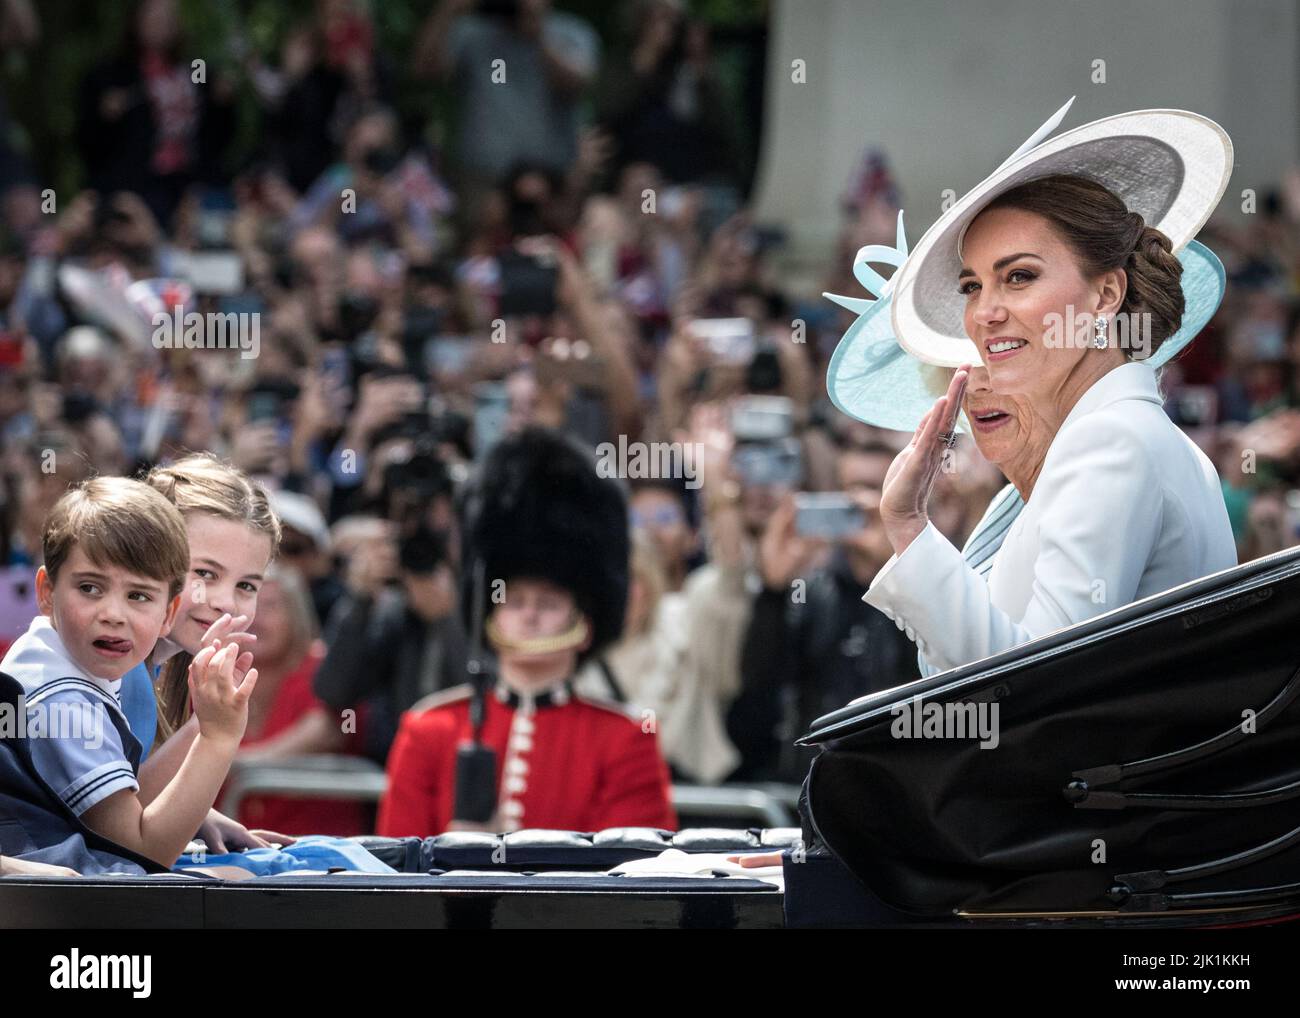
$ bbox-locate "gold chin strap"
[486,616,590,656]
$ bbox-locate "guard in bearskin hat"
[376,427,677,836]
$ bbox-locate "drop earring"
[1093,313,1109,349]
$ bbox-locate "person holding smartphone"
[729,442,917,784]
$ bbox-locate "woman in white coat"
[865,107,1238,673]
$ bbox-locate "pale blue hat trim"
[824,214,1225,434]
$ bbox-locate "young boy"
[0,477,256,872]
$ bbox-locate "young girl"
[127,453,287,852]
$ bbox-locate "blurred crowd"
[1,0,1298,830]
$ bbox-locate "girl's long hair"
[144,454,281,742]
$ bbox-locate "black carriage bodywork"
[796,544,1300,927]
[1,828,792,929]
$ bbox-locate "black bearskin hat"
[460,427,629,660]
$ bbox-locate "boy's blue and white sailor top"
[1,616,142,815]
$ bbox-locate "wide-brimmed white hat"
[887,97,1233,367]
[825,227,1225,433]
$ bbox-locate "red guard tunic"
[377,680,677,836]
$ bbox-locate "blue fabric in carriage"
[172,834,396,876]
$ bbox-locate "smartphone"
[181,251,245,295]
[731,395,794,442]
[196,209,234,248]
[426,337,475,377]
[732,439,802,488]
[795,493,866,539]
[690,318,756,366]
[497,250,558,317]
[246,390,284,424]
[322,346,352,388]
[320,346,353,416]
[472,381,510,461]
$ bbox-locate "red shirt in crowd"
[377,681,677,837]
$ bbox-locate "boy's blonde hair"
[43,477,190,599]
[144,453,283,740]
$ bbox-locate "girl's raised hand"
[208,637,255,691]
[201,612,257,656]
[201,614,256,686]
[189,643,258,746]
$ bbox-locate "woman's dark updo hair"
[977,173,1184,358]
